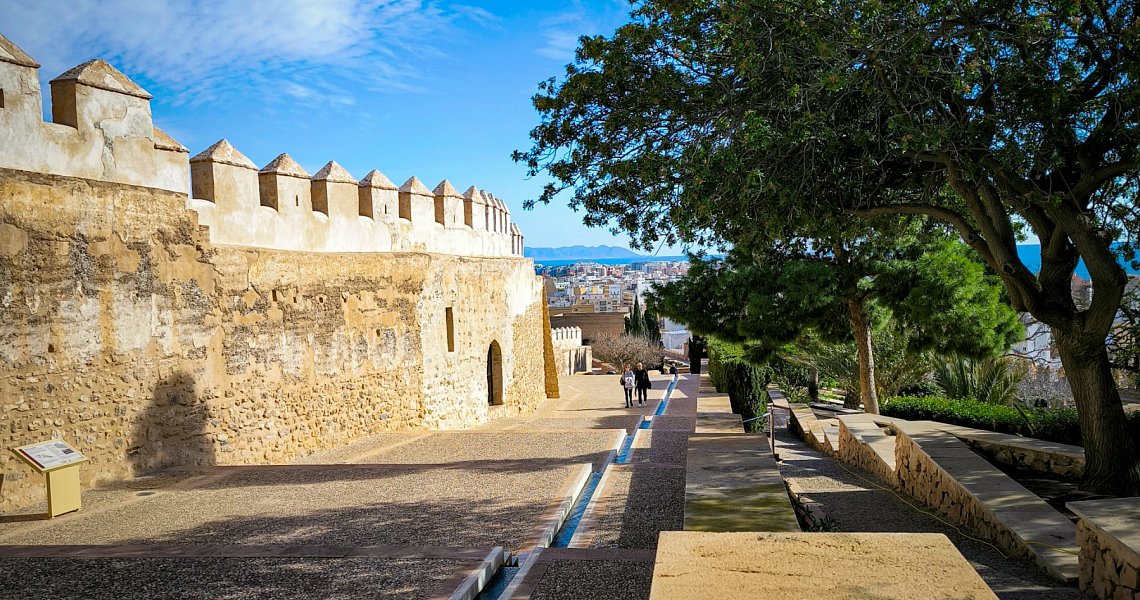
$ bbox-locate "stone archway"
[487,340,503,406]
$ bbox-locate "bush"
[882,396,1140,447]
[707,338,769,432]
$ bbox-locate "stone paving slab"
[694,413,741,434]
[506,547,657,600]
[649,531,998,599]
[646,415,695,431]
[0,555,478,600]
[684,435,799,532]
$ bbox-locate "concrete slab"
[684,435,798,532]
[649,531,999,600]
[694,413,741,434]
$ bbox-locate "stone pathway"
[773,426,1084,600]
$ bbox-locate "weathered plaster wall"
[0,168,545,512]
[0,35,549,512]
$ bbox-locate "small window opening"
[445,307,455,352]
[0,89,5,108]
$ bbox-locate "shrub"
[706,338,769,432]
[882,396,1140,448]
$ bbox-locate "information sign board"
[12,440,87,473]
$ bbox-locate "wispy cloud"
[535,1,629,62]
[0,0,467,105]
[450,4,500,28]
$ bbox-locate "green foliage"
[933,356,1025,405]
[706,338,769,432]
[883,397,1140,448]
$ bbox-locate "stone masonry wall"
[836,422,895,485]
[0,168,546,511]
[894,428,1026,560]
[1076,517,1140,599]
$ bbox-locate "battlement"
[0,37,188,192]
[551,326,583,349]
[0,34,524,258]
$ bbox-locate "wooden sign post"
[10,440,88,518]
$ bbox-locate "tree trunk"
[848,298,880,414]
[808,367,819,402]
[1055,331,1140,496]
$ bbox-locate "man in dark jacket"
[633,362,651,407]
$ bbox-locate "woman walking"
[620,364,635,408]
[633,362,651,407]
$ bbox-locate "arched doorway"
[487,341,503,406]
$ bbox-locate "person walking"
[633,362,651,407]
[620,364,635,408]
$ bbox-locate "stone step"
[683,434,799,533]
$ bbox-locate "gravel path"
[527,559,655,600]
[774,428,1084,600]
[583,465,685,550]
[0,557,467,600]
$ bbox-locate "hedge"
[707,338,769,433]
[882,396,1140,448]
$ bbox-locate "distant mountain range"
[525,245,645,260]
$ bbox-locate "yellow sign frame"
[10,440,88,518]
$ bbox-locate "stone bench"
[787,404,830,453]
[836,414,897,485]
[1068,498,1140,599]
[892,421,1079,582]
[933,424,1084,479]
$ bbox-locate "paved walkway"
[773,426,1083,600]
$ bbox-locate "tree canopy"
[517,0,1140,494]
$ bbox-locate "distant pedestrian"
[669,363,678,376]
[621,364,635,408]
[633,362,651,407]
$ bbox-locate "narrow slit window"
[445,307,455,352]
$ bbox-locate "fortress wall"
[0,168,546,511]
[0,36,547,512]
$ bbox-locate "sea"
[531,245,1140,277]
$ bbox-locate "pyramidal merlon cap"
[399,176,432,196]
[313,161,356,183]
[433,179,461,198]
[360,169,397,189]
[0,33,39,68]
[260,153,309,178]
[51,59,151,99]
[190,139,256,168]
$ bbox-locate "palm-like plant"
[934,355,1024,406]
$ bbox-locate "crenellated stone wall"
[0,34,547,512]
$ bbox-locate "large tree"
[653,232,1021,412]
[515,1,1140,494]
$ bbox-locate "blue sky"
[1,0,662,251]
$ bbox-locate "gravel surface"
[1,465,575,550]
[528,559,655,600]
[0,557,467,600]
[631,430,689,466]
[503,416,644,434]
[585,466,685,550]
[358,431,617,470]
[292,432,424,464]
[774,428,1084,599]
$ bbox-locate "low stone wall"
[1069,499,1140,599]
[894,429,1025,560]
[787,405,829,454]
[957,436,1083,480]
[1076,519,1140,599]
[836,422,896,485]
